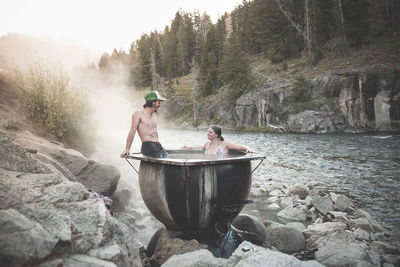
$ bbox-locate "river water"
[158,129,400,242]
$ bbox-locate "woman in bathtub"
[183,125,253,155]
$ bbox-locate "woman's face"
[207,127,218,140]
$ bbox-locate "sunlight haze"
[0,0,241,53]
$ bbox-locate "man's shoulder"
[132,110,143,119]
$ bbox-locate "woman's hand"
[244,147,253,153]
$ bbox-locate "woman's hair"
[211,125,224,141]
[143,100,155,108]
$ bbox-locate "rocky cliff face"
[236,64,400,133]
[194,64,400,133]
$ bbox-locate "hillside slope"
[162,38,400,133]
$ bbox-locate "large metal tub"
[126,150,265,233]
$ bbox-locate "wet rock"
[355,209,384,233]
[62,254,116,267]
[263,220,284,229]
[267,203,280,210]
[264,225,306,253]
[353,228,370,241]
[267,195,279,203]
[163,241,324,267]
[232,214,267,245]
[289,183,310,199]
[381,254,400,266]
[327,211,348,222]
[312,195,333,215]
[314,231,380,267]
[334,194,354,212]
[277,205,309,222]
[349,217,375,233]
[286,222,306,231]
[304,222,348,236]
[305,196,313,207]
[280,196,294,208]
[369,241,399,255]
[88,245,122,261]
[162,249,224,267]
[269,188,285,197]
[149,229,207,266]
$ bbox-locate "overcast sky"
[0,0,242,53]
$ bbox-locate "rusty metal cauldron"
[125,150,265,233]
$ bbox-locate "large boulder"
[314,231,381,267]
[264,225,306,253]
[13,132,120,196]
[232,214,268,245]
[163,241,324,267]
[0,132,141,266]
[146,228,207,266]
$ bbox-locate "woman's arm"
[224,141,253,153]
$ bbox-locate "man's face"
[153,100,161,111]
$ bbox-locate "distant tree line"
[98,0,399,98]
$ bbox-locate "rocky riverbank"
[1,130,399,266]
[146,182,400,266]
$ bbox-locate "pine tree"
[219,34,253,101]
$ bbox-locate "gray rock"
[229,241,324,267]
[305,222,348,236]
[150,233,207,266]
[349,217,375,233]
[163,241,324,267]
[63,254,116,267]
[370,241,399,254]
[162,249,224,267]
[335,194,354,212]
[45,149,120,196]
[289,183,309,199]
[327,211,348,222]
[0,131,51,174]
[264,225,306,253]
[267,203,280,210]
[280,196,294,207]
[286,222,306,231]
[355,209,384,233]
[312,195,333,215]
[232,214,268,245]
[267,196,279,203]
[314,231,380,267]
[37,258,64,267]
[381,254,400,265]
[0,209,58,265]
[277,206,309,221]
[0,135,142,267]
[305,196,313,207]
[263,220,285,229]
[88,245,122,261]
[353,228,370,241]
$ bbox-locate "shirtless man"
[120,91,168,158]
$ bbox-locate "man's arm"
[120,111,141,157]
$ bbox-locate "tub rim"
[124,149,265,166]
